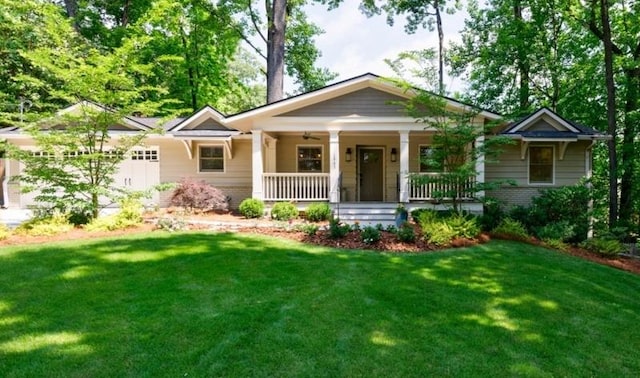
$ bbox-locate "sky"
[297,2,470,93]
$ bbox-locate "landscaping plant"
[239,198,265,218]
[304,202,332,222]
[270,202,299,221]
[170,178,229,213]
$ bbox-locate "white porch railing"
[263,173,330,201]
[408,173,476,201]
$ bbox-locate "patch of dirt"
[2,209,639,276]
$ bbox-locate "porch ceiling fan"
[302,132,320,140]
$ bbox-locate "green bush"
[536,221,575,242]
[329,218,350,239]
[478,197,505,231]
[305,202,332,222]
[544,238,569,252]
[414,209,439,227]
[421,213,480,246]
[581,238,626,257]
[492,218,529,241]
[239,198,264,219]
[270,202,299,221]
[0,223,11,240]
[15,211,74,236]
[361,226,381,244]
[295,223,319,236]
[509,184,590,243]
[396,223,416,243]
[86,197,144,232]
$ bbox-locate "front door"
[358,147,384,201]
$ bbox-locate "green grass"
[1,233,640,377]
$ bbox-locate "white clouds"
[300,2,468,92]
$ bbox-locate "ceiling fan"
[302,132,320,140]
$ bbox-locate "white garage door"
[20,147,160,208]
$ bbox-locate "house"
[0,74,608,222]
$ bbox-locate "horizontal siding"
[487,140,590,207]
[280,88,407,117]
[157,139,252,208]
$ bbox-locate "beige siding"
[280,88,407,117]
[157,138,252,208]
[486,140,589,207]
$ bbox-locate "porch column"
[399,130,410,203]
[329,131,340,203]
[475,135,485,199]
[252,130,264,200]
[265,137,277,173]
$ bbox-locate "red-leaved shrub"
[170,178,229,213]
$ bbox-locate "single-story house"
[0,73,609,222]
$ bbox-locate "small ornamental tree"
[170,178,229,213]
[5,30,166,219]
[384,68,512,213]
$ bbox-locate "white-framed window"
[199,145,224,173]
[297,145,323,172]
[131,149,158,161]
[419,145,442,172]
[528,145,554,184]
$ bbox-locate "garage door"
[20,147,160,208]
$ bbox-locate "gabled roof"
[168,105,233,132]
[225,73,502,130]
[58,101,152,131]
[502,107,609,140]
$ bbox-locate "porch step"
[331,203,399,227]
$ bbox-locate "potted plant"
[395,204,409,227]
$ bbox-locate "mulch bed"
[1,214,639,276]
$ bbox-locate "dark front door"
[358,147,384,201]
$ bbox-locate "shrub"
[305,202,332,222]
[155,216,188,232]
[295,223,319,236]
[239,198,264,219]
[492,218,529,241]
[478,197,505,231]
[414,209,438,227]
[421,212,480,246]
[85,197,144,232]
[544,238,569,252]
[329,218,350,239]
[361,226,381,244]
[15,211,74,236]
[535,221,575,242]
[509,184,590,243]
[170,178,229,213]
[396,222,416,243]
[581,238,625,257]
[0,223,11,240]
[270,202,299,221]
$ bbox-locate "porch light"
[345,148,352,162]
[390,148,397,162]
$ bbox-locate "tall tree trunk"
[63,0,78,18]
[600,0,619,226]
[434,0,444,95]
[618,66,639,224]
[180,30,198,111]
[267,0,286,103]
[514,1,530,111]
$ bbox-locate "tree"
[6,29,165,219]
[385,54,512,213]
[228,0,337,102]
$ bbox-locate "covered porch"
[251,129,485,204]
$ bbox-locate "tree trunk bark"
[600,0,619,226]
[267,0,286,103]
[514,1,530,111]
[434,0,444,95]
[618,67,639,224]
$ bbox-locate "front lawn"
[1,233,639,376]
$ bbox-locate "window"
[529,146,554,184]
[199,146,224,172]
[419,146,442,172]
[297,146,322,172]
